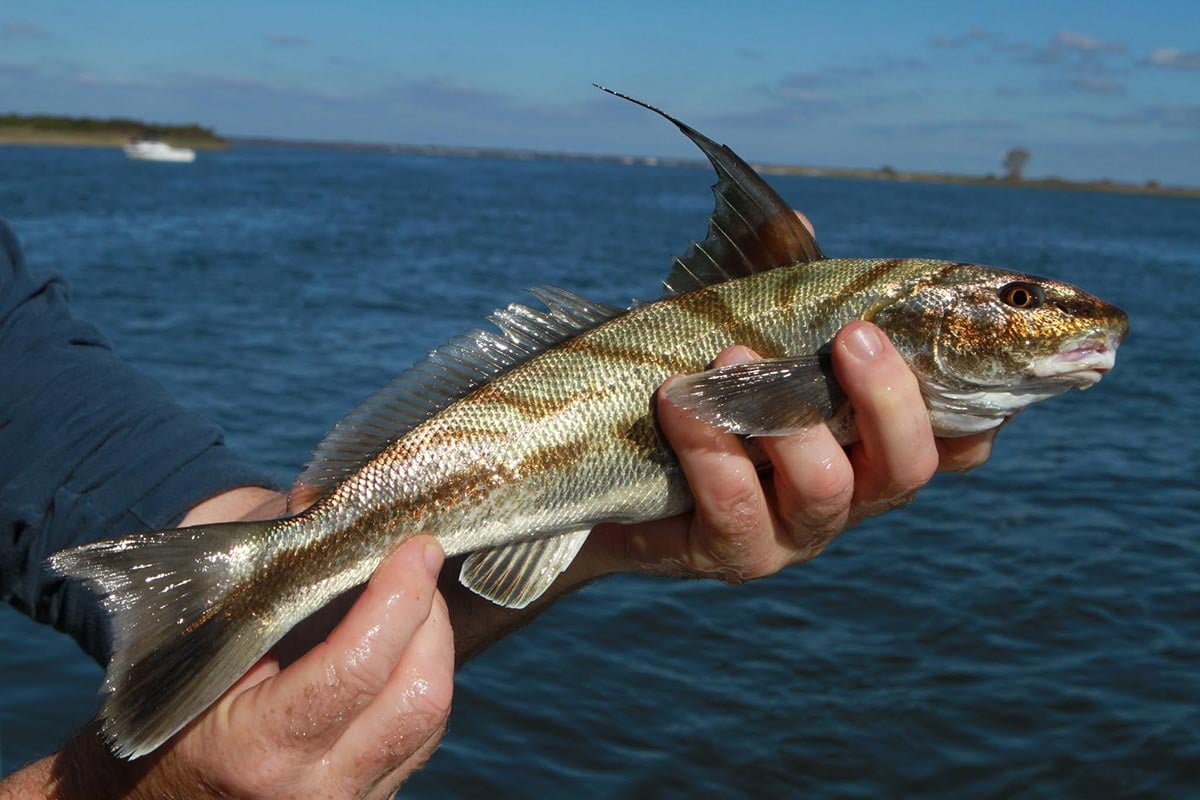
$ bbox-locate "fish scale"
[387,258,933,557]
[48,90,1128,759]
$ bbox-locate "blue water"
[1,144,1197,797]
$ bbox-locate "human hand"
[574,210,995,583]
[588,321,995,583]
[31,531,453,800]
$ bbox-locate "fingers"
[732,343,853,562]
[646,323,941,580]
[794,210,815,236]
[327,590,454,790]
[613,316,988,585]
[936,429,997,472]
[758,425,854,562]
[654,359,770,578]
[831,322,939,520]
[256,535,445,751]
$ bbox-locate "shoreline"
[0,128,227,150]
[3,129,1195,199]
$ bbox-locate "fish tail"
[49,519,289,759]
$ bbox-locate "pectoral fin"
[663,354,846,437]
[460,528,591,609]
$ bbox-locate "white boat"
[122,140,196,163]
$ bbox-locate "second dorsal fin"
[596,85,824,296]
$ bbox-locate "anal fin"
[460,528,591,609]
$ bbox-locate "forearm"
[0,724,170,800]
[0,220,276,663]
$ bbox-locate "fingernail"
[423,539,444,578]
[844,323,882,360]
[726,345,758,365]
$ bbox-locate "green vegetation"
[0,113,225,148]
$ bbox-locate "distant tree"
[0,113,222,144]
[1003,148,1031,181]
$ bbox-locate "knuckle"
[706,480,766,539]
[786,514,845,557]
[217,748,295,797]
[781,459,855,541]
[391,672,453,738]
[363,682,452,782]
[711,548,777,583]
[892,450,938,493]
[803,461,857,506]
[938,434,995,473]
[339,651,391,695]
[413,682,453,727]
[782,466,855,554]
[941,451,983,473]
[781,503,844,561]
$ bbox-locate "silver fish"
[49,88,1129,758]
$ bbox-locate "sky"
[2,1,1198,185]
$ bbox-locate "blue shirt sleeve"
[0,219,276,665]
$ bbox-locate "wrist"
[0,726,139,800]
[35,725,195,800]
[578,523,649,578]
[559,527,628,583]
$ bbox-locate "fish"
[48,87,1129,759]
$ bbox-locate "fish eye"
[999,282,1045,310]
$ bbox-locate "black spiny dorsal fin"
[595,85,824,297]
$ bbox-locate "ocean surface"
[0,143,1196,797]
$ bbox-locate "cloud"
[0,62,41,82]
[775,73,838,99]
[1068,77,1126,95]
[862,117,1023,138]
[933,27,1128,69]
[705,98,840,130]
[1146,47,1200,70]
[735,48,765,60]
[1067,110,1145,126]
[382,78,512,114]
[710,65,883,129]
[1151,105,1200,129]
[717,54,929,131]
[929,28,996,48]
[265,33,310,47]
[1053,30,1124,55]
[0,20,48,39]
[1015,31,1127,66]
[1021,73,1128,97]
[1068,105,1200,130]
[772,56,926,91]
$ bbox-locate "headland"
[0,114,225,149]
[3,114,1195,199]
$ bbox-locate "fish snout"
[1110,305,1131,345]
[1031,330,1123,387]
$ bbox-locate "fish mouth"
[1031,336,1119,387]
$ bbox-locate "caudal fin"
[49,519,286,759]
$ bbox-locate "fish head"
[874,262,1129,436]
